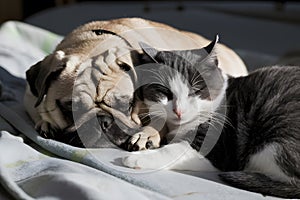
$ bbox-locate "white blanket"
[0,21,285,200]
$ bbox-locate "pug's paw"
[126,126,160,151]
[35,120,57,139]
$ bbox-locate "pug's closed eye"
[56,99,72,112]
[56,98,84,112]
[57,97,85,112]
[56,99,74,123]
[117,60,132,72]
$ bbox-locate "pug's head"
[25,22,142,148]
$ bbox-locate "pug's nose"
[98,115,114,131]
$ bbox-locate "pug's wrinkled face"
[57,51,141,148]
[25,42,143,148]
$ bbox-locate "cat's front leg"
[131,100,143,125]
[123,140,218,171]
[126,126,161,151]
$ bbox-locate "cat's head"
[137,36,227,127]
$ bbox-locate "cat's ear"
[139,42,159,62]
[204,35,219,54]
[190,35,218,58]
[193,35,219,67]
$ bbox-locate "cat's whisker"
[209,118,224,129]
[139,68,168,84]
[146,68,168,82]
[143,115,167,127]
[138,113,150,119]
[191,74,203,87]
[139,114,159,123]
[198,68,213,75]
[207,121,220,131]
[190,71,199,85]
[208,112,234,129]
[191,79,204,87]
[138,109,165,115]
[138,111,166,121]
[199,113,222,130]
[202,112,233,127]
[191,86,201,91]
[141,119,151,125]
[148,113,166,118]
[196,112,230,129]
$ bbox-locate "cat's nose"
[173,108,182,119]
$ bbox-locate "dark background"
[1,0,300,23]
[1,0,300,71]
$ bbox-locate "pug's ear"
[26,50,66,107]
[138,42,159,62]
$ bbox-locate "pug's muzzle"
[51,101,142,149]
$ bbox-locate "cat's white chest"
[245,143,290,182]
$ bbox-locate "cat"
[123,36,300,198]
[127,37,226,151]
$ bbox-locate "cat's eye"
[160,96,168,105]
[156,88,173,100]
[189,89,202,97]
[188,93,196,97]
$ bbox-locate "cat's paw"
[122,153,159,169]
[35,120,57,139]
[122,154,144,169]
[131,112,141,125]
[123,141,210,171]
[126,126,160,151]
[122,146,175,170]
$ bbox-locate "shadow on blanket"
[0,67,26,105]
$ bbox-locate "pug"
[24,17,247,148]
